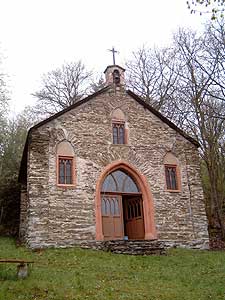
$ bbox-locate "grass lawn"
[0,237,224,300]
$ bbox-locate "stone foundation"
[25,239,209,255]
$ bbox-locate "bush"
[0,178,20,236]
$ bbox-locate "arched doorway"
[95,161,157,241]
[101,169,144,240]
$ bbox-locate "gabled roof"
[18,85,199,184]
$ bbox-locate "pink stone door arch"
[95,160,157,240]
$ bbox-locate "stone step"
[80,240,166,255]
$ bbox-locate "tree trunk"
[208,167,225,241]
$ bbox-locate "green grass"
[0,238,224,300]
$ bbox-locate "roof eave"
[104,65,126,73]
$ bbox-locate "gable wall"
[25,86,209,248]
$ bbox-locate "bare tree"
[89,75,106,93]
[198,20,225,104]
[187,0,225,19]
[126,47,179,121]
[0,51,10,173]
[171,26,225,240]
[32,61,93,116]
[126,24,225,242]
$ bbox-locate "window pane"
[65,159,72,184]
[111,199,115,215]
[114,199,120,215]
[102,197,120,216]
[113,125,118,144]
[112,170,126,191]
[137,202,141,217]
[135,201,139,217]
[165,167,171,189]
[101,174,117,192]
[119,125,125,144]
[101,199,106,215]
[106,199,110,215]
[171,168,177,190]
[131,203,135,218]
[165,166,178,190]
[112,123,125,144]
[59,159,65,184]
[58,157,73,185]
[123,176,139,193]
[101,170,140,193]
[128,204,132,219]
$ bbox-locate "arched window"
[111,108,127,145]
[164,152,181,192]
[101,170,139,193]
[57,141,75,186]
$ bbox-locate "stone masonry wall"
[19,184,28,241]
[24,86,209,248]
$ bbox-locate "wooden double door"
[101,194,145,240]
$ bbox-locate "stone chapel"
[18,64,209,249]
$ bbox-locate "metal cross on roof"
[108,47,119,65]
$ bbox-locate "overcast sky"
[0,0,207,113]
